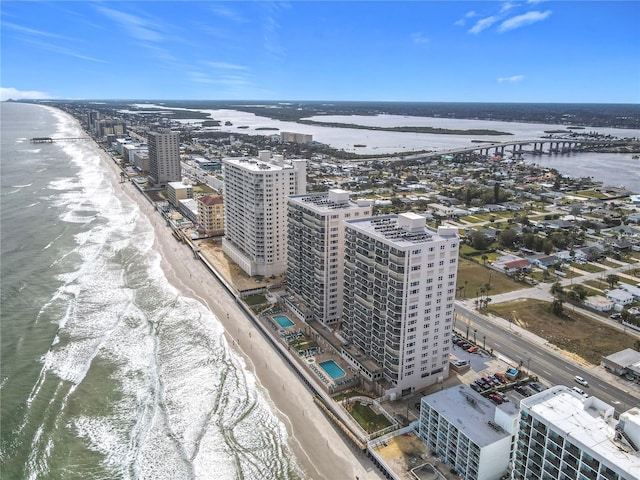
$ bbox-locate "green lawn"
[456,259,523,299]
[571,262,605,273]
[347,401,393,433]
[576,190,608,199]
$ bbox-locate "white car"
[572,386,588,397]
[574,375,589,387]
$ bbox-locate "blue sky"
[1,1,639,103]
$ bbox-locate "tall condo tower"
[222,151,306,277]
[341,213,459,397]
[287,189,372,325]
[147,129,181,187]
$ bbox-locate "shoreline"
[71,112,382,478]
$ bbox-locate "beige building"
[167,181,193,207]
[197,194,224,236]
[148,129,181,187]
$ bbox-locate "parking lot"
[451,332,547,405]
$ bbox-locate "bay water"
[0,102,302,480]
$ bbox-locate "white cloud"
[454,10,476,26]
[469,16,499,34]
[500,2,516,13]
[498,75,525,83]
[411,32,429,45]
[204,62,248,71]
[23,38,107,63]
[2,21,67,40]
[208,5,249,23]
[498,10,552,32]
[96,6,163,42]
[1,87,53,101]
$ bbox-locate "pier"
[30,137,89,144]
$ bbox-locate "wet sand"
[95,147,382,479]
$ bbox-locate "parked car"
[495,392,509,402]
[488,393,504,405]
[475,379,490,390]
[574,375,589,387]
[480,377,494,388]
[467,345,479,353]
[488,374,501,384]
[470,383,482,393]
[493,372,506,383]
[529,382,545,393]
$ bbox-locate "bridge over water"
[352,138,638,163]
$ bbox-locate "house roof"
[504,259,531,269]
[198,194,223,206]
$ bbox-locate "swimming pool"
[318,360,346,380]
[273,315,294,328]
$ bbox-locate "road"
[454,303,640,414]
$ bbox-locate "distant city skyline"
[1,1,639,103]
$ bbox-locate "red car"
[494,372,507,383]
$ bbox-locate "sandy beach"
[94,145,383,478]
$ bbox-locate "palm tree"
[481,254,488,266]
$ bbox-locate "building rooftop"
[347,213,457,246]
[223,151,305,173]
[289,189,371,212]
[522,385,640,477]
[198,194,223,206]
[422,385,515,448]
[602,348,640,369]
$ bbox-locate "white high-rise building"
[222,151,306,277]
[341,212,459,397]
[148,129,181,187]
[514,385,640,480]
[287,189,372,325]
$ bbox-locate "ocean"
[0,102,302,480]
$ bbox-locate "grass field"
[489,299,638,364]
[456,259,523,299]
[347,401,393,433]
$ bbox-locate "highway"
[454,302,640,414]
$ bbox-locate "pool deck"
[259,310,358,392]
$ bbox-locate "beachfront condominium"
[197,194,224,236]
[418,385,519,480]
[286,189,372,325]
[222,151,306,277]
[341,213,459,397]
[148,128,181,187]
[514,385,640,480]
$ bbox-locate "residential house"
[526,254,559,268]
[606,289,635,306]
[584,295,613,312]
